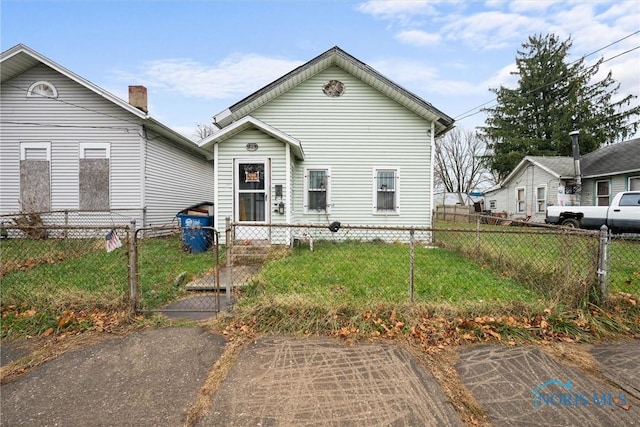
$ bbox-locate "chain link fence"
[1,224,130,336]
[2,215,638,336]
[133,225,222,315]
[226,220,639,308]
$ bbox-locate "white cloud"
[357,0,439,21]
[395,29,441,46]
[442,11,544,51]
[507,0,563,13]
[114,54,302,100]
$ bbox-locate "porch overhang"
[198,115,305,161]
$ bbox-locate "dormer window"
[27,81,58,98]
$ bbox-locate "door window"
[237,162,266,222]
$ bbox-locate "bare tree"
[434,128,493,205]
[194,123,217,140]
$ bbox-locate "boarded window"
[79,144,110,211]
[20,143,50,212]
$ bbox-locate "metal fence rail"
[132,225,222,314]
[227,220,639,307]
[1,218,638,334]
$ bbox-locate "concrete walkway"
[1,330,638,426]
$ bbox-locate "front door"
[235,160,269,240]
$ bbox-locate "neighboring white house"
[483,138,640,222]
[0,44,214,227]
[199,46,455,243]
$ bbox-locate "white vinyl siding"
[215,129,288,237]
[144,130,213,227]
[2,62,211,226]
[252,66,433,227]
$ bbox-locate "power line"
[453,30,640,124]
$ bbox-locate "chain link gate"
[133,225,222,316]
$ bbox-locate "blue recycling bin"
[176,214,213,253]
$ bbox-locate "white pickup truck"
[545,191,640,233]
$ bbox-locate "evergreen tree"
[481,33,640,181]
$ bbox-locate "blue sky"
[2,0,639,140]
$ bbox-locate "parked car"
[545,191,640,233]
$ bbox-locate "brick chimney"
[128,85,148,113]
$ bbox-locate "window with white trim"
[536,186,546,213]
[27,81,58,98]
[304,168,329,213]
[629,176,640,191]
[79,143,110,211]
[373,168,398,213]
[20,142,51,212]
[596,180,610,206]
[516,187,525,213]
[489,200,496,210]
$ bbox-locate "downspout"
[429,122,435,227]
[141,124,148,227]
[213,142,219,238]
[285,144,291,224]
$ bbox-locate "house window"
[27,81,58,98]
[516,187,525,213]
[489,200,496,210]
[79,143,110,211]
[20,142,51,212]
[305,168,329,212]
[629,176,640,191]
[596,180,610,206]
[374,168,398,213]
[536,186,546,213]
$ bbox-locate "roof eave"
[212,46,454,134]
[200,116,305,161]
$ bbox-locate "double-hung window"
[596,180,610,206]
[536,186,546,213]
[305,168,329,212]
[79,143,110,211]
[516,187,525,213]
[374,168,398,213]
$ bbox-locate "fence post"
[64,210,69,241]
[129,219,137,313]
[476,215,481,255]
[225,217,232,304]
[597,224,609,302]
[409,229,415,302]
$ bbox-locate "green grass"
[1,234,218,337]
[244,242,539,306]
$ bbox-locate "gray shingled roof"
[527,156,577,178]
[581,138,640,178]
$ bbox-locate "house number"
[246,143,258,151]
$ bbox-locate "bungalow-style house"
[0,44,214,227]
[483,138,640,222]
[198,46,455,243]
